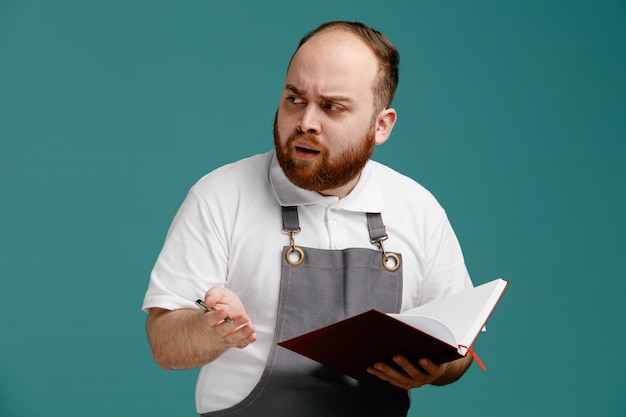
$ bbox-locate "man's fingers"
[223,323,257,349]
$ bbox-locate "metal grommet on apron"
[282,205,305,267]
[366,212,402,273]
[202,206,409,417]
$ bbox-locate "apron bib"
[202,207,409,417]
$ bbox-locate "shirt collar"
[269,150,385,212]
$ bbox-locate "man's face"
[274,30,381,197]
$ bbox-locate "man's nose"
[298,104,321,134]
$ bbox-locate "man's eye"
[287,96,305,104]
[324,103,343,112]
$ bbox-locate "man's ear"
[374,108,397,145]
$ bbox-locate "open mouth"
[295,144,321,160]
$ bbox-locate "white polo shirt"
[142,150,472,413]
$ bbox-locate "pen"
[195,299,234,323]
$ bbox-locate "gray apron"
[202,206,410,417]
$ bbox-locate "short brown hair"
[292,21,400,114]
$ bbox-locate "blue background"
[1,1,625,416]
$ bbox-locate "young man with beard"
[143,21,474,417]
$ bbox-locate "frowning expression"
[274,30,384,197]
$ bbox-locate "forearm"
[146,308,228,370]
[431,354,473,386]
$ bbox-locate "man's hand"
[146,287,256,370]
[366,354,472,390]
[201,287,257,350]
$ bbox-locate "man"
[143,21,474,416]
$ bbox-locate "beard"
[273,113,376,193]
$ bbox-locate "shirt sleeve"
[419,207,473,306]
[142,186,230,312]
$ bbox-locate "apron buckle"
[374,238,401,273]
[283,228,305,267]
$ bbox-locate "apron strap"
[282,206,301,233]
[283,207,388,243]
[366,212,388,243]
[367,212,400,272]
[282,206,304,266]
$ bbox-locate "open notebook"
[278,278,509,382]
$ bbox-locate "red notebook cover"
[278,309,463,383]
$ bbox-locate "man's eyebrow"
[284,84,354,104]
[285,84,304,95]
